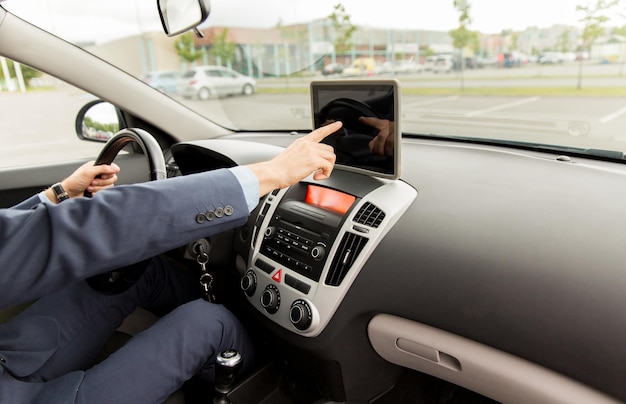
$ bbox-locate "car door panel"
[0,154,151,209]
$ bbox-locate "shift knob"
[214,349,243,399]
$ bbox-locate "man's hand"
[44,161,121,203]
[246,121,341,197]
[62,161,120,198]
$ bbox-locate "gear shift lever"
[213,349,242,404]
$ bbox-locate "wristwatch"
[51,182,70,202]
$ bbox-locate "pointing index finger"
[308,121,343,143]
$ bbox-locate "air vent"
[353,202,385,228]
[325,232,368,286]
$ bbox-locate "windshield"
[4,0,626,158]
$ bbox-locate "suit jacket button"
[224,206,234,216]
[195,213,206,224]
[205,210,216,221]
[215,207,224,218]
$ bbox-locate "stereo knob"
[289,300,312,331]
[240,270,257,297]
[264,226,276,238]
[260,285,280,314]
[311,245,326,261]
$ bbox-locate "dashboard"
[171,136,626,403]
[171,139,416,337]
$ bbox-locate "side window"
[0,58,104,169]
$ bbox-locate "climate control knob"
[260,284,280,314]
[240,270,257,297]
[289,300,313,331]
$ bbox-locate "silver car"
[177,65,256,100]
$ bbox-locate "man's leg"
[75,299,255,404]
[17,255,201,382]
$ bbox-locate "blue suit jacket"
[0,168,252,402]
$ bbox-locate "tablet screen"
[310,79,400,179]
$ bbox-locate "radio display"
[305,185,356,215]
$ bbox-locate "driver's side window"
[0,58,104,169]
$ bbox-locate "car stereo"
[259,183,357,283]
[242,169,417,337]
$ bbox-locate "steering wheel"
[85,128,167,295]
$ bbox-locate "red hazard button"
[272,269,282,283]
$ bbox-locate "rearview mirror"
[158,0,211,37]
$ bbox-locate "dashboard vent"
[353,203,385,228]
[325,232,368,286]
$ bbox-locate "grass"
[256,86,626,97]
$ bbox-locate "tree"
[328,3,357,56]
[449,0,479,90]
[174,32,205,65]
[209,28,237,67]
[0,59,41,89]
[612,24,626,36]
[576,0,618,88]
[276,21,310,76]
[509,32,519,51]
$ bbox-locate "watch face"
[52,183,70,202]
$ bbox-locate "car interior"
[0,0,624,403]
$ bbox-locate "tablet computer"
[310,79,400,179]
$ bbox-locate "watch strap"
[51,182,70,202]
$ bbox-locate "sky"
[207,0,589,33]
[3,0,621,43]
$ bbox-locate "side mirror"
[158,0,211,37]
[75,100,124,143]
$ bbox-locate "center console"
[240,170,416,336]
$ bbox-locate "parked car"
[341,57,377,76]
[141,70,180,93]
[433,54,454,73]
[2,1,626,403]
[424,55,438,71]
[322,63,346,75]
[538,51,564,64]
[383,59,424,74]
[497,52,523,68]
[177,65,256,100]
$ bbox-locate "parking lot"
[3,62,626,169]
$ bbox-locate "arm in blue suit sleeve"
[9,194,49,210]
[0,168,258,308]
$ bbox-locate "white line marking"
[600,106,626,123]
[464,96,541,117]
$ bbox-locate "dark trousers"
[8,255,255,403]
